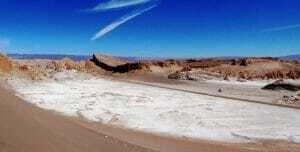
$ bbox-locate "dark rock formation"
[239,58,248,66]
[262,80,300,91]
[91,54,143,73]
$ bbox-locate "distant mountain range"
[7,53,300,61]
[7,53,165,61]
[8,54,91,61]
[279,54,300,60]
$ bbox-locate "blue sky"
[0,0,300,57]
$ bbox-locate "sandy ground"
[2,81,300,152]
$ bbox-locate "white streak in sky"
[262,24,300,32]
[91,5,157,40]
[91,0,153,12]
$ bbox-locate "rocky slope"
[2,53,300,81]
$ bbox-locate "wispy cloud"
[89,0,153,12]
[0,38,10,50]
[262,24,300,32]
[91,4,157,40]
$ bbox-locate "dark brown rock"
[262,80,300,91]
[91,54,143,73]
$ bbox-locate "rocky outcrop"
[168,70,223,81]
[0,53,13,73]
[14,58,105,80]
[168,71,185,80]
[168,71,197,81]
[43,58,104,74]
[278,95,299,105]
[91,54,143,73]
[262,80,300,91]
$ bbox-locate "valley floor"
[3,71,300,152]
[3,84,300,152]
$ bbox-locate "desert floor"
[2,74,300,152]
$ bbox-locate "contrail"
[90,0,153,12]
[262,24,300,32]
[91,4,157,40]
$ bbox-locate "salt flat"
[9,71,300,143]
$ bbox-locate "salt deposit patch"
[206,79,272,87]
[9,74,300,143]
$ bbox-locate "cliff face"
[91,54,144,73]
[0,54,13,73]
[167,57,300,81]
